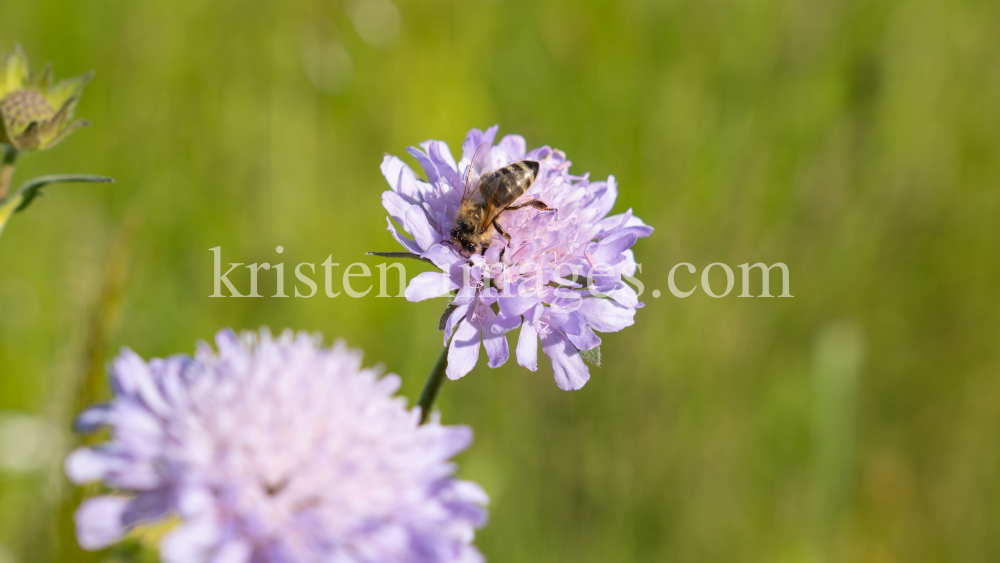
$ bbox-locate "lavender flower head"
[381,126,653,390]
[64,329,488,563]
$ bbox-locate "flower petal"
[460,125,499,168]
[74,495,130,550]
[380,155,420,200]
[495,134,526,164]
[578,297,636,333]
[405,272,456,302]
[386,217,423,254]
[481,307,509,369]
[421,244,463,270]
[478,286,498,306]
[587,265,622,294]
[424,140,460,187]
[65,447,116,484]
[541,330,590,391]
[619,248,638,277]
[597,209,654,239]
[453,287,475,307]
[404,205,441,251]
[492,308,523,335]
[588,176,618,220]
[446,318,481,380]
[443,303,470,345]
[493,289,538,334]
[110,349,170,417]
[443,479,491,527]
[382,190,412,225]
[160,517,223,563]
[407,146,442,185]
[516,323,539,371]
[592,232,638,266]
[605,283,640,309]
[547,309,587,336]
[566,326,601,352]
[74,404,112,432]
[122,487,174,527]
[212,540,252,563]
[498,292,539,317]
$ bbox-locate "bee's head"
[450,217,479,255]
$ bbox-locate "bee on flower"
[379,126,652,391]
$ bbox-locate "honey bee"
[450,142,553,255]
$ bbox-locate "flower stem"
[0,146,17,201]
[418,346,449,424]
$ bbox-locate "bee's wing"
[462,141,493,201]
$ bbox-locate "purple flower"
[381,126,652,390]
[65,329,489,563]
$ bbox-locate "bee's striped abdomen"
[477,160,539,208]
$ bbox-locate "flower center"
[264,478,290,496]
[471,303,486,322]
[0,89,56,132]
[536,320,552,338]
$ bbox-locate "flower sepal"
[579,346,602,367]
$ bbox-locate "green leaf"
[0,173,114,241]
[13,173,114,213]
[580,346,602,367]
[366,251,433,264]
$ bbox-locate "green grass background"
[1,0,999,561]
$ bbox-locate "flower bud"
[0,44,92,152]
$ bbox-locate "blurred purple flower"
[381,126,652,390]
[65,329,488,563]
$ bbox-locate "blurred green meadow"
[1,0,999,561]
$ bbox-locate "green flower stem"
[417,346,449,424]
[0,147,17,201]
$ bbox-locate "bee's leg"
[492,219,512,247]
[507,199,552,212]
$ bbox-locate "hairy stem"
[418,346,449,424]
[0,147,17,201]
